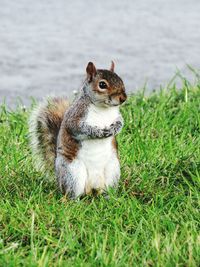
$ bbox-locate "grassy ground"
[0,82,200,266]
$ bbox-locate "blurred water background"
[0,0,200,107]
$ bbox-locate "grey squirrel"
[29,61,127,198]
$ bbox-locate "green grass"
[0,82,200,266]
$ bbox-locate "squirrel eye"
[99,81,107,89]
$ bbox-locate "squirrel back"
[29,97,70,173]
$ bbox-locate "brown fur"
[56,94,90,162]
[36,97,69,171]
[112,137,119,159]
[57,128,79,162]
[86,62,97,82]
[92,70,126,103]
[112,137,118,150]
[110,61,115,72]
[97,70,125,91]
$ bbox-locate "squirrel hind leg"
[104,152,120,189]
[29,97,70,175]
[55,155,87,198]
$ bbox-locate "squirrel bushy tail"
[29,97,70,173]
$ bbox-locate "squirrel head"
[84,61,127,107]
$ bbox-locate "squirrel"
[29,61,127,199]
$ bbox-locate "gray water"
[0,0,200,107]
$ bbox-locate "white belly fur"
[78,104,120,192]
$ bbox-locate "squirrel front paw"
[102,127,113,138]
[90,126,112,138]
[101,120,123,138]
[83,119,123,139]
[110,120,123,135]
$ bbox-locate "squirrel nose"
[119,93,127,104]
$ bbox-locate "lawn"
[0,81,199,266]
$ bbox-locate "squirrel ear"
[86,62,97,82]
[110,61,115,72]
